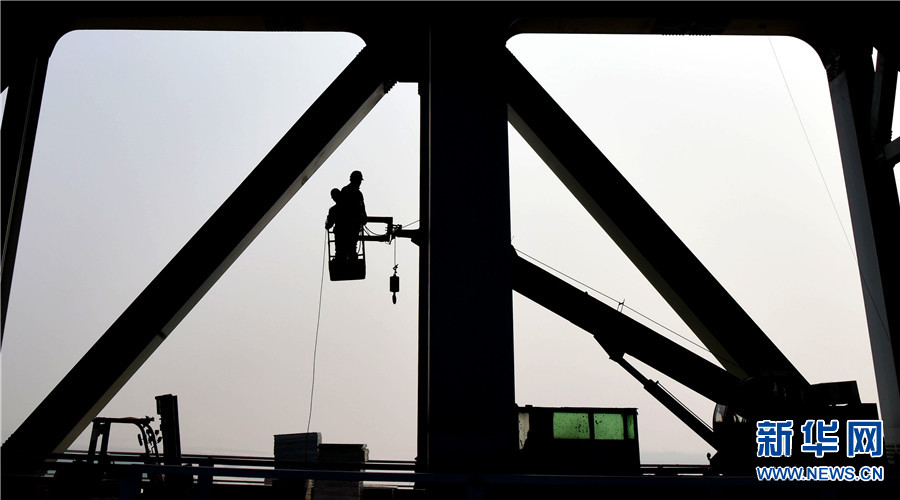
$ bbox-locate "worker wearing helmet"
[335,170,367,260]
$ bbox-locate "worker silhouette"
[333,170,367,260]
[325,188,341,231]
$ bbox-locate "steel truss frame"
[2,1,897,474]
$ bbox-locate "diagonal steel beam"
[511,250,741,405]
[1,51,50,344]
[505,50,804,383]
[2,47,392,466]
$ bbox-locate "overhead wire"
[306,234,328,433]
[766,36,891,340]
[766,37,857,259]
[513,248,714,357]
[514,248,754,376]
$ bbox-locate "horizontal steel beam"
[2,47,391,467]
[505,50,804,383]
[3,2,896,44]
[511,250,741,405]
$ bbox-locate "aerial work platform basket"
[326,217,412,283]
[327,227,366,281]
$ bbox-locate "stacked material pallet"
[274,432,321,498]
[319,443,368,464]
[313,444,369,500]
[275,432,322,464]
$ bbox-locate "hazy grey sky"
[2,29,898,464]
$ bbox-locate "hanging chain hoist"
[390,235,400,304]
[327,214,419,305]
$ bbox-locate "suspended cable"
[767,37,891,340]
[767,37,858,259]
[516,248,620,304]
[364,224,391,237]
[306,234,328,433]
[513,247,726,362]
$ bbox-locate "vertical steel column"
[424,20,517,472]
[416,78,430,472]
[823,42,900,454]
[1,49,50,342]
[155,394,182,465]
[155,393,191,492]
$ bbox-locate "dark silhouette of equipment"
[87,416,161,469]
[390,265,400,304]
[327,215,419,287]
[47,395,190,498]
[50,415,164,498]
[155,394,182,467]
[510,247,880,474]
[517,406,640,475]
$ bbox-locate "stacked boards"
[273,433,369,500]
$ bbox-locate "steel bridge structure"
[2,1,899,494]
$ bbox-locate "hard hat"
[350,170,364,181]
